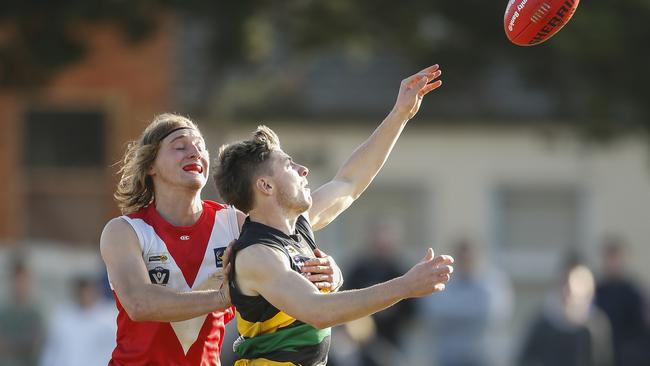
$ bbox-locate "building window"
[24,108,105,168]
[22,107,109,245]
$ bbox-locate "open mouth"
[182,163,204,174]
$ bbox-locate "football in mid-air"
[504,0,580,46]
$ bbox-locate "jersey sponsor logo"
[149,266,170,285]
[214,247,226,268]
[148,253,169,263]
[286,245,300,256]
[180,235,190,241]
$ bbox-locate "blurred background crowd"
[1,1,649,365]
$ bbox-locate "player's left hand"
[301,248,344,291]
[391,64,443,121]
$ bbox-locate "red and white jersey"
[109,200,239,366]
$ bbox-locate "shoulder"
[236,234,286,258]
[100,217,140,253]
[236,244,290,276]
[236,222,284,249]
[101,217,135,238]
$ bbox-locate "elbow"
[310,319,333,330]
[119,292,151,321]
[126,303,148,322]
[300,309,336,330]
[302,317,330,330]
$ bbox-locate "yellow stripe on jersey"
[235,359,296,366]
[236,310,296,338]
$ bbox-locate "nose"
[187,143,201,158]
[297,164,309,177]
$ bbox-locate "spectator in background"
[341,220,416,366]
[519,257,613,366]
[595,236,647,366]
[0,256,44,366]
[39,275,117,366]
[422,238,513,366]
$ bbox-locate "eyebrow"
[169,135,187,143]
[169,134,204,144]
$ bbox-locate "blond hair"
[213,126,280,213]
[114,113,199,214]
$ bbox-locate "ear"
[255,177,273,196]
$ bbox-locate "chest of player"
[281,234,317,273]
[143,233,230,291]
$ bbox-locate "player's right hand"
[391,65,443,121]
[400,248,454,298]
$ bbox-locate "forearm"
[336,110,409,196]
[300,276,406,329]
[119,285,230,322]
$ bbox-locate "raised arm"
[100,218,230,322]
[308,64,443,230]
[235,244,453,329]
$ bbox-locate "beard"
[276,184,311,214]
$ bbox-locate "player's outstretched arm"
[235,245,453,329]
[100,218,231,322]
[308,65,443,231]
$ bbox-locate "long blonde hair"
[114,113,199,214]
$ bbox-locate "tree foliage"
[1,0,648,132]
[0,0,160,87]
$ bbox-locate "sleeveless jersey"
[109,200,239,366]
[229,215,331,366]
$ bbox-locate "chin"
[296,199,312,214]
[184,177,206,190]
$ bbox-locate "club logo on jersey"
[180,235,190,241]
[148,253,169,263]
[149,266,170,285]
[214,247,226,268]
[293,254,311,271]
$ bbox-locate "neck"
[153,186,203,226]
[249,203,299,236]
